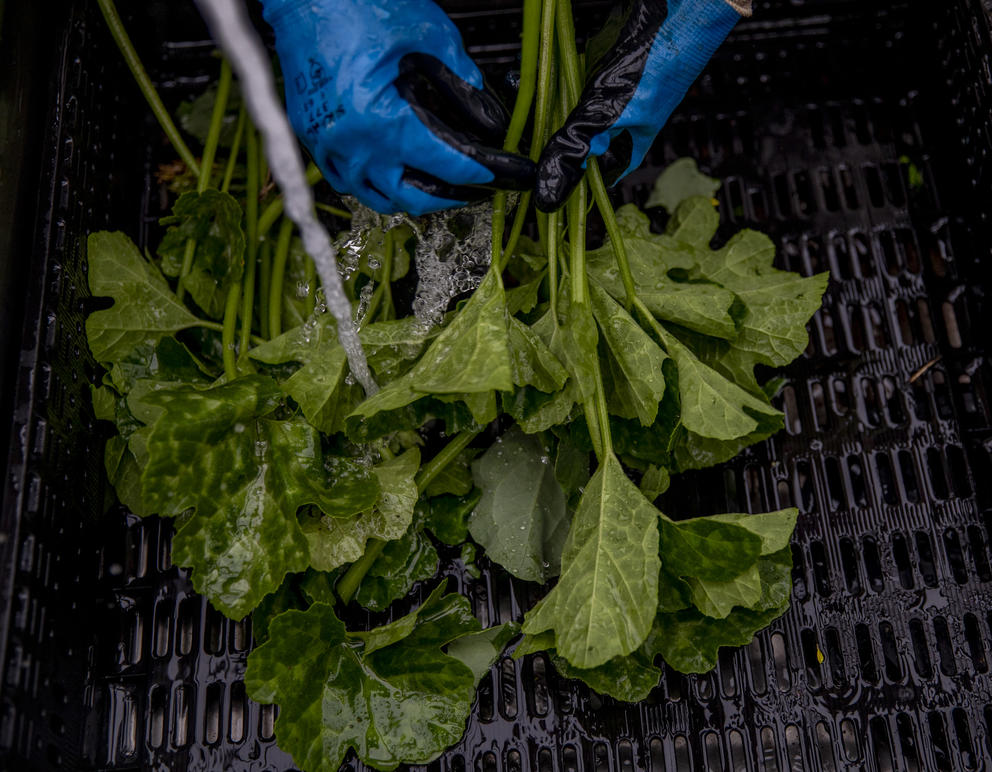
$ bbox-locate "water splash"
[194,0,377,396]
[338,198,493,329]
[411,201,492,327]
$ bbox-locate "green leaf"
[410,270,512,394]
[507,316,568,393]
[646,548,793,673]
[658,514,763,583]
[424,448,477,497]
[657,569,693,612]
[107,336,213,394]
[637,282,740,341]
[503,379,578,435]
[355,529,439,611]
[689,227,829,369]
[303,448,420,572]
[460,542,481,578]
[506,274,545,316]
[645,158,721,214]
[523,453,660,669]
[346,391,479,443]
[665,196,720,248]
[660,329,782,441]
[178,82,243,147]
[251,579,306,644]
[104,435,149,516]
[707,509,799,555]
[85,231,200,363]
[554,429,591,502]
[558,296,600,402]
[469,427,569,583]
[590,282,668,426]
[138,376,377,617]
[686,563,762,619]
[670,408,783,472]
[346,274,512,432]
[512,630,555,659]
[245,587,481,772]
[300,569,342,606]
[639,465,670,502]
[586,214,739,340]
[552,647,661,703]
[158,190,245,319]
[447,623,520,685]
[422,493,478,545]
[648,603,788,674]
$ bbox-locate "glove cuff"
[722,0,753,17]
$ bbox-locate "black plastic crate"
[2,1,992,770]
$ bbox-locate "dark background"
[2,1,992,770]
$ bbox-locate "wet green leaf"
[658,514,763,583]
[303,448,420,572]
[523,453,660,669]
[158,190,245,319]
[590,282,668,426]
[469,427,569,583]
[138,375,377,617]
[552,647,661,703]
[422,492,479,545]
[245,586,482,772]
[446,623,520,684]
[645,158,721,214]
[355,530,438,611]
[85,232,201,363]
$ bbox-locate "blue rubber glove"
[260,0,535,216]
[535,0,747,211]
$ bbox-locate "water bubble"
[411,201,493,327]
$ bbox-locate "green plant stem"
[175,238,197,303]
[95,0,200,176]
[199,59,232,193]
[269,218,294,339]
[547,209,560,321]
[415,430,480,494]
[492,0,541,266]
[633,296,672,349]
[567,183,587,304]
[240,125,260,353]
[532,0,558,162]
[221,281,241,380]
[506,0,542,153]
[555,0,582,107]
[176,59,232,304]
[258,163,323,238]
[195,319,263,345]
[337,429,481,603]
[587,158,636,308]
[492,192,508,265]
[315,202,353,219]
[336,540,386,604]
[499,191,532,272]
[259,239,272,339]
[221,105,246,194]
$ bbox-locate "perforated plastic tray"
[2,1,992,770]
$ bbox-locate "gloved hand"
[260,0,536,216]
[535,0,748,211]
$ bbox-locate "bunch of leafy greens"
[90,0,827,770]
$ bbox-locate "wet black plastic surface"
[2,1,992,770]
